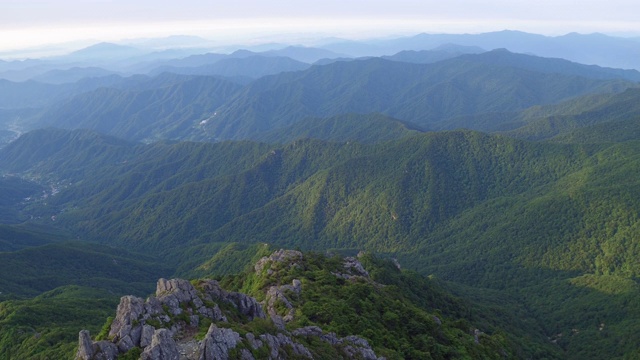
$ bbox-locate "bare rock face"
[156,278,203,315]
[140,324,155,348]
[140,329,180,360]
[254,249,303,275]
[265,279,301,330]
[262,333,314,359]
[75,330,94,360]
[343,257,370,277]
[76,250,385,360]
[342,336,379,360]
[108,295,146,353]
[293,327,383,360]
[255,250,305,330]
[196,279,265,321]
[90,341,118,360]
[199,324,242,360]
[76,277,265,360]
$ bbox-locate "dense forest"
[1,32,640,359]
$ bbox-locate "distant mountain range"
[1,48,631,144]
[3,30,640,84]
[322,30,640,70]
[4,31,640,359]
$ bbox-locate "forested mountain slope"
[203,55,633,140]
[36,76,243,142]
[10,49,636,145]
[5,126,640,358]
[4,41,640,359]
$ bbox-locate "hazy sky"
[2,0,640,54]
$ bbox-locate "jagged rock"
[140,325,155,348]
[140,328,180,360]
[240,348,256,360]
[292,326,324,337]
[333,256,374,281]
[75,330,94,360]
[199,324,241,360]
[108,295,145,347]
[116,333,136,353]
[343,336,379,360]
[321,332,341,346]
[197,279,265,320]
[74,251,389,360]
[92,341,119,360]
[343,257,370,277]
[293,327,383,360]
[177,340,200,360]
[254,249,303,274]
[245,332,263,350]
[269,314,286,331]
[292,279,302,293]
[259,333,280,359]
[76,277,268,360]
[156,278,205,316]
[265,285,294,329]
[289,339,313,358]
[190,315,200,327]
[143,296,164,318]
[260,333,313,359]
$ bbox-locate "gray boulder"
[199,324,242,360]
[75,330,94,360]
[108,295,145,348]
[140,328,180,360]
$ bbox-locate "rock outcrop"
[140,329,180,360]
[199,324,242,360]
[254,249,303,275]
[78,277,265,359]
[76,329,118,360]
[265,278,301,330]
[76,330,94,360]
[292,326,380,360]
[76,250,384,360]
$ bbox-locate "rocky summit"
[75,250,384,360]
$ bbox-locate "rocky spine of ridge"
[76,250,384,360]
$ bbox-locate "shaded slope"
[204,56,632,140]
[37,75,243,142]
[504,87,640,141]
[6,128,640,357]
[0,241,171,298]
[256,113,424,144]
[153,55,310,79]
[0,286,120,360]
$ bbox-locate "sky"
[2,0,640,56]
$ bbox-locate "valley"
[1,30,640,359]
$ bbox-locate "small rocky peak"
[196,279,265,321]
[76,254,386,360]
[265,279,302,330]
[292,327,383,360]
[76,328,118,360]
[140,329,180,360]
[199,324,242,360]
[254,249,303,275]
[76,277,265,360]
[343,257,370,278]
[75,330,94,360]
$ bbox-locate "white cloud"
[1,1,640,54]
